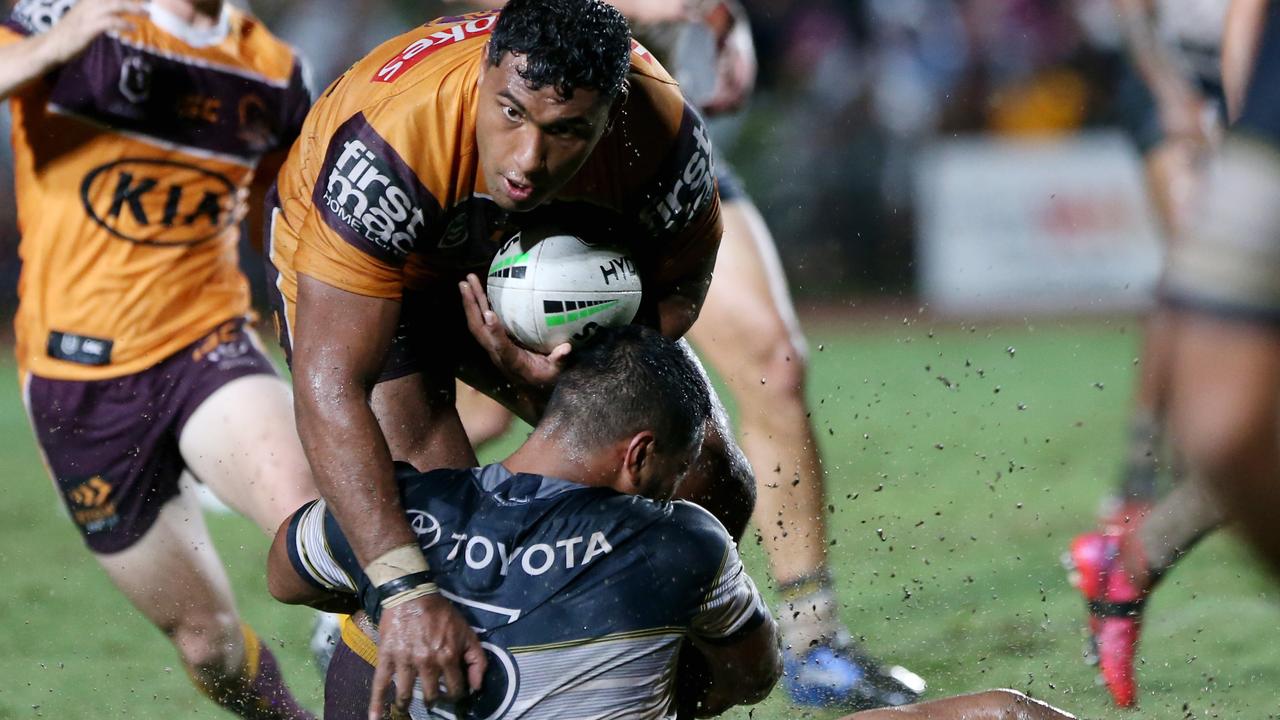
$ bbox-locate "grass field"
[2,314,1279,719]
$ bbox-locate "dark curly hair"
[487,0,632,101]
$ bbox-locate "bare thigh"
[687,199,808,389]
[179,374,317,535]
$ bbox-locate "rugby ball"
[486,229,642,352]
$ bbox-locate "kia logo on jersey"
[80,159,237,246]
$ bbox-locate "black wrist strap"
[375,571,433,605]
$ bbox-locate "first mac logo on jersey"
[316,117,434,263]
[81,158,236,246]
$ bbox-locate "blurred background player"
[449,0,926,708]
[1103,0,1227,519]
[1165,0,1280,583]
[0,1,316,717]
[1065,0,1231,708]
[270,326,782,720]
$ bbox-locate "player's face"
[477,52,614,211]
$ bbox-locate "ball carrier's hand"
[366,547,487,720]
[460,274,572,389]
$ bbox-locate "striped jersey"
[286,463,767,720]
[0,0,309,380]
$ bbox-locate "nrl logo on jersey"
[119,55,152,104]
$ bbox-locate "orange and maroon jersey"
[269,10,720,341]
[2,0,310,380]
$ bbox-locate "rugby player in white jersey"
[1166,0,1280,590]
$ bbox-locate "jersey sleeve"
[293,111,442,299]
[669,502,770,642]
[285,498,360,594]
[630,97,724,290]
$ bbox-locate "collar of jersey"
[475,463,592,502]
[146,1,231,48]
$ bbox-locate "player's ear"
[621,430,658,494]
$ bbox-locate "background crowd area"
[0,0,1163,308]
[9,1,1280,719]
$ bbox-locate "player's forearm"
[1223,0,1271,121]
[841,690,1076,720]
[293,275,417,568]
[1115,0,1201,111]
[295,375,418,566]
[0,34,65,100]
[655,292,704,339]
[687,618,782,717]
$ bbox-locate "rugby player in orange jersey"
[0,1,316,717]
[447,0,925,708]
[264,1,768,715]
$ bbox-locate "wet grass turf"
[2,315,1279,719]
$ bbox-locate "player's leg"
[1111,140,1201,514]
[1170,314,1280,569]
[687,194,922,708]
[176,323,317,534]
[96,481,313,719]
[839,689,1077,719]
[455,381,515,449]
[24,358,313,719]
[1163,9,1280,574]
[323,616,382,720]
[687,198,823,584]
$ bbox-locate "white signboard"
[915,132,1163,314]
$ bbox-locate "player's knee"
[166,611,244,679]
[739,331,808,407]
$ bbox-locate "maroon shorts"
[25,318,278,554]
[324,637,378,720]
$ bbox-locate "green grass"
[2,316,1279,719]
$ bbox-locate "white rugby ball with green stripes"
[486,230,643,353]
